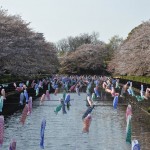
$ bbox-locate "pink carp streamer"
[20,104,28,125]
[0,115,4,147]
[40,94,46,105]
[9,139,16,150]
[45,90,50,100]
[1,89,6,100]
[27,97,32,115]
[82,114,92,133]
[126,104,132,121]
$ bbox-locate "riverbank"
[0,76,54,115]
[118,78,150,150]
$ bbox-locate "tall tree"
[56,32,101,54]
[106,35,123,59]
[108,21,150,76]
[0,8,59,76]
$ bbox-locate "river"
[3,93,130,150]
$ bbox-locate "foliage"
[106,35,123,59]
[148,107,150,113]
[59,43,109,74]
[0,8,59,77]
[56,32,102,55]
[108,21,150,76]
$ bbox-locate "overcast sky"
[1,0,150,43]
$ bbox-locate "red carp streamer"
[82,114,92,133]
[69,85,75,92]
[20,104,28,125]
[15,87,23,92]
[126,104,132,121]
[0,115,4,147]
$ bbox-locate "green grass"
[0,74,20,84]
[0,74,51,84]
[114,76,150,84]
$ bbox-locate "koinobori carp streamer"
[82,114,92,133]
[20,104,28,125]
[0,115,4,147]
[40,119,46,149]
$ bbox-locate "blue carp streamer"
[40,119,46,149]
[9,139,16,150]
[113,96,118,109]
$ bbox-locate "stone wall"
[1,78,54,115]
[127,95,150,150]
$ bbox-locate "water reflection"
[3,93,130,150]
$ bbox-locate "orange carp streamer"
[20,104,28,125]
[82,114,92,133]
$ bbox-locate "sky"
[0,0,150,43]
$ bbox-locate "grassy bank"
[114,76,150,84]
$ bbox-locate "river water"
[3,93,130,150]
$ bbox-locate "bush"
[148,107,150,113]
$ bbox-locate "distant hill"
[108,21,150,76]
[0,9,59,77]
